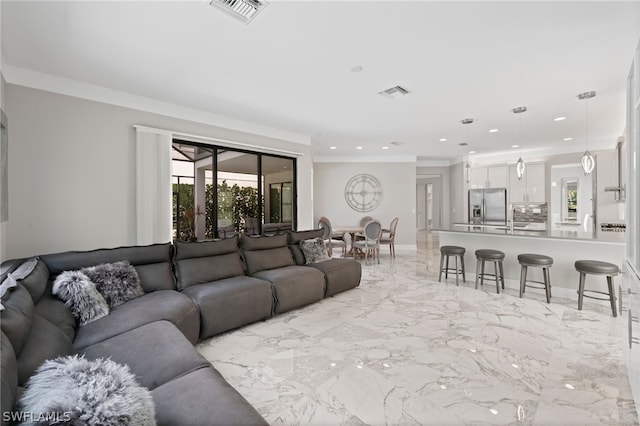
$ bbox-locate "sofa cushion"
[82,261,145,308]
[81,321,210,391]
[288,229,324,265]
[14,258,49,303]
[173,237,245,290]
[254,265,325,314]
[182,276,273,339]
[41,243,176,293]
[0,284,33,355]
[52,270,109,326]
[305,258,362,297]
[1,331,18,426]
[151,367,268,426]
[240,234,295,275]
[16,314,74,387]
[33,288,77,342]
[73,290,200,350]
[19,355,155,426]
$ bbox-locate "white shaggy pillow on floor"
[19,355,156,426]
[52,270,109,326]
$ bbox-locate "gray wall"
[449,162,466,225]
[313,162,416,247]
[5,84,314,259]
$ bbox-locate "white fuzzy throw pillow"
[52,270,109,326]
[19,355,156,426]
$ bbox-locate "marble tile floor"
[197,234,638,425]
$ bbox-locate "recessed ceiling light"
[554,116,566,121]
[489,129,499,133]
[329,146,337,150]
[439,138,447,142]
[468,150,476,154]
[563,137,573,142]
[382,146,389,150]
[356,146,363,150]
[512,144,520,148]
[350,65,363,73]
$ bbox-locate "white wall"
[5,84,314,259]
[313,162,416,247]
[449,162,466,225]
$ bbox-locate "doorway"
[416,176,442,231]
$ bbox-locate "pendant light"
[578,91,596,175]
[512,106,527,180]
[461,118,474,184]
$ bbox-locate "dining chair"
[318,218,346,256]
[352,220,382,264]
[355,215,374,240]
[319,216,344,240]
[380,217,399,258]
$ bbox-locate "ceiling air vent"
[379,85,409,99]
[209,0,268,24]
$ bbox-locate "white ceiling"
[3,1,640,163]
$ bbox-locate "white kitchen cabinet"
[468,166,488,189]
[508,162,545,202]
[622,262,640,421]
[468,165,508,189]
[487,165,508,188]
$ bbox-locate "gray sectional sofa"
[0,229,361,425]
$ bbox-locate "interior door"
[416,184,426,229]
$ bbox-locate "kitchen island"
[437,224,625,300]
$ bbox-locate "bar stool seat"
[475,249,505,293]
[518,253,553,303]
[575,260,619,317]
[439,245,466,286]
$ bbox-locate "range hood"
[604,138,626,202]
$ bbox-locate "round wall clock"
[344,174,383,212]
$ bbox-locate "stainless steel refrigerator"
[468,188,507,224]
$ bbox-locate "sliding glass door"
[171,139,296,241]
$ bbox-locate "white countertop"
[441,223,625,244]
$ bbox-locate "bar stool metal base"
[475,249,505,294]
[439,246,466,286]
[518,254,553,304]
[575,260,619,317]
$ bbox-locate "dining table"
[333,226,364,258]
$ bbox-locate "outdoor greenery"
[173,180,260,241]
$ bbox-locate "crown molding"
[3,64,311,146]
[313,155,417,163]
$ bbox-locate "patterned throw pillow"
[300,238,330,264]
[82,261,144,308]
[52,270,109,326]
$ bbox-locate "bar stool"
[518,254,553,303]
[475,249,505,294]
[575,260,619,317]
[438,245,466,286]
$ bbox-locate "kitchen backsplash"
[512,203,548,223]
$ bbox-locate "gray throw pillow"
[82,261,144,308]
[52,271,109,326]
[300,238,330,264]
[19,355,156,426]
